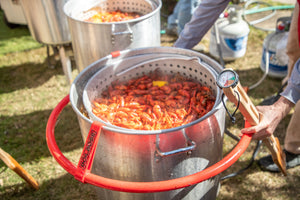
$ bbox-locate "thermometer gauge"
[216,69,239,88]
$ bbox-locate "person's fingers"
[241,127,256,134]
[240,120,270,140]
[251,131,272,140]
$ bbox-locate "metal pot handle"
[111,23,133,46]
[155,130,196,158]
[46,95,253,193]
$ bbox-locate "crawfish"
[165,99,178,108]
[169,82,183,90]
[153,104,163,119]
[150,100,165,108]
[128,89,149,96]
[160,85,172,94]
[109,89,125,97]
[176,89,191,104]
[137,84,147,90]
[132,75,152,86]
[174,95,189,105]
[91,73,216,130]
[182,81,199,90]
[175,108,188,120]
[141,112,155,125]
[150,89,165,96]
[183,111,198,124]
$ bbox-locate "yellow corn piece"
[152,81,168,87]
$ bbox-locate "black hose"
[221,139,262,181]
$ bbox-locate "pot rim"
[63,0,162,25]
[70,47,224,135]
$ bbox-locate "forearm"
[272,96,295,122]
[174,0,231,49]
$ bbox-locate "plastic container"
[209,5,249,61]
[260,17,291,78]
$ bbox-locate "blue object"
[167,0,201,35]
[224,36,248,51]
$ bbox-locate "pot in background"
[64,0,162,72]
[20,0,71,45]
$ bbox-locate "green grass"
[0,10,42,56]
[0,1,299,200]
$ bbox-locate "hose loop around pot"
[46,94,253,193]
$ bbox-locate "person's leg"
[177,0,202,34]
[167,0,183,35]
[177,0,193,34]
[258,100,300,172]
[282,1,300,166]
[283,2,300,83]
[284,101,300,154]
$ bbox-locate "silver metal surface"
[20,0,71,44]
[155,129,196,157]
[83,57,221,132]
[70,47,225,200]
[64,0,162,72]
[0,0,27,25]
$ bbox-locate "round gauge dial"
[216,69,239,88]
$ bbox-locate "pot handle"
[46,95,253,193]
[111,23,133,46]
[155,130,196,157]
[75,121,102,182]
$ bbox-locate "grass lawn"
[0,1,299,200]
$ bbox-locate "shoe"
[166,26,178,36]
[259,81,287,106]
[258,149,300,172]
[260,94,280,106]
[192,44,206,52]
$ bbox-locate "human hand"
[240,97,294,140]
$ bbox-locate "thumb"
[239,127,256,137]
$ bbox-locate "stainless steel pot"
[20,0,71,44]
[64,0,162,72]
[0,0,27,25]
[69,47,226,200]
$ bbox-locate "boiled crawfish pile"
[92,72,215,130]
[85,8,141,23]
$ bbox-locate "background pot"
[64,0,162,72]
[20,0,71,45]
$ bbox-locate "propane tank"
[260,17,291,78]
[209,5,250,61]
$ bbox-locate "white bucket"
[209,5,249,61]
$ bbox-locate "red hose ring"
[46,95,252,193]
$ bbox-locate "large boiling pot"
[20,0,71,45]
[64,0,162,72]
[46,47,253,200]
[20,0,74,84]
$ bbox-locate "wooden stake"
[0,147,39,189]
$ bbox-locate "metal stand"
[46,44,74,84]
